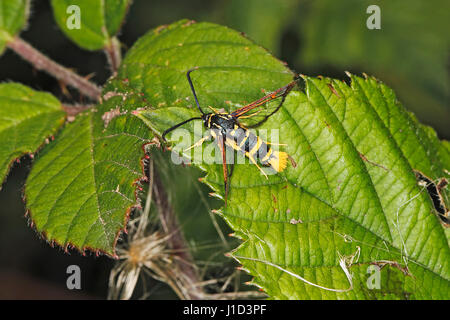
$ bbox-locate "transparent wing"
[231,80,296,128]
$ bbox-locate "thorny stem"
[7,36,102,100]
[152,169,204,299]
[104,37,122,73]
[62,104,94,118]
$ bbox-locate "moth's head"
[202,113,212,127]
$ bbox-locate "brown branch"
[104,37,122,73]
[152,169,204,299]
[61,104,94,118]
[7,36,102,101]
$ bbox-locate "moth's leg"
[184,132,212,151]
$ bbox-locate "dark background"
[0,0,448,299]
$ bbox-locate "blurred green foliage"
[222,0,450,138]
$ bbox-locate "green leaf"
[0,83,64,187]
[119,19,293,125]
[23,19,292,255]
[0,0,30,54]
[125,21,449,299]
[51,0,131,50]
[24,79,152,255]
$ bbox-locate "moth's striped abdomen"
[226,125,287,172]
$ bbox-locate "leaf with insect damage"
[24,79,152,256]
[0,83,64,188]
[217,75,450,299]
[51,0,131,50]
[128,21,449,299]
[0,0,29,54]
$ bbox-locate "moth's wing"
[231,80,296,128]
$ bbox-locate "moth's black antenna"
[162,67,205,142]
[186,67,205,115]
[162,116,202,141]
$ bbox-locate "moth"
[162,67,297,204]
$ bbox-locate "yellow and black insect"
[162,67,297,204]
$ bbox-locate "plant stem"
[152,169,204,299]
[61,104,94,117]
[104,37,122,73]
[7,37,102,101]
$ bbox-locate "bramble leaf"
[0,0,29,54]
[0,83,64,188]
[225,0,298,56]
[51,0,131,50]
[24,80,152,255]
